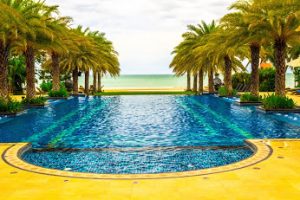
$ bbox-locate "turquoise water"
[78,73,295,89]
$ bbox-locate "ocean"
[78,73,295,89]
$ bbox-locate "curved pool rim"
[2,140,272,180]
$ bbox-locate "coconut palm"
[88,31,120,92]
[60,26,119,95]
[170,21,218,94]
[221,3,266,97]
[12,1,59,99]
[247,0,300,96]
[60,27,97,95]
[195,28,248,96]
[46,16,72,92]
[0,0,33,98]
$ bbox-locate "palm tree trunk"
[193,73,198,92]
[24,46,35,100]
[93,71,97,94]
[224,55,233,96]
[72,66,78,95]
[187,71,191,91]
[52,52,60,91]
[198,68,204,94]
[97,72,102,92]
[250,43,260,97]
[85,71,89,95]
[274,39,287,96]
[0,41,10,98]
[208,68,214,94]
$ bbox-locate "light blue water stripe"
[175,99,218,136]
[49,99,112,147]
[28,98,99,143]
[188,98,253,138]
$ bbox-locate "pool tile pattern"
[3,140,270,179]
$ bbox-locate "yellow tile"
[0,140,300,199]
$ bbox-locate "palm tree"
[192,74,198,93]
[186,71,191,91]
[93,71,97,93]
[170,21,218,94]
[195,28,247,96]
[13,1,58,99]
[97,72,102,92]
[60,27,119,95]
[60,26,96,95]
[221,4,266,97]
[193,21,218,94]
[247,0,300,96]
[88,31,120,92]
[0,0,32,98]
[46,16,72,92]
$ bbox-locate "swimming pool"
[1,95,300,174]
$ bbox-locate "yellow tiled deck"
[0,139,300,199]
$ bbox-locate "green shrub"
[48,87,69,97]
[22,96,47,105]
[232,69,275,92]
[259,68,275,92]
[240,93,262,102]
[232,72,251,89]
[0,98,22,113]
[40,81,52,92]
[218,86,237,97]
[262,94,296,109]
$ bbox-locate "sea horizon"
[78,73,296,89]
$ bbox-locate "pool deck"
[0,139,300,199]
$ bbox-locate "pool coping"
[2,139,272,180]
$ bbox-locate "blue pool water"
[1,95,300,174]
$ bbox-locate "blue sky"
[46,0,235,74]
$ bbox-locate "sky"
[46,0,236,74]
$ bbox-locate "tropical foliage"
[0,0,120,100]
[259,68,276,92]
[8,56,26,94]
[48,87,68,98]
[0,97,22,113]
[218,86,237,97]
[170,21,218,94]
[232,72,251,90]
[240,93,262,102]
[262,94,296,109]
[170,0,300,98]
[232,69,276,92]
[40,81,52,93]
[22,96,47,105]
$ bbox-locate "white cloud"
[46,0,235,74]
